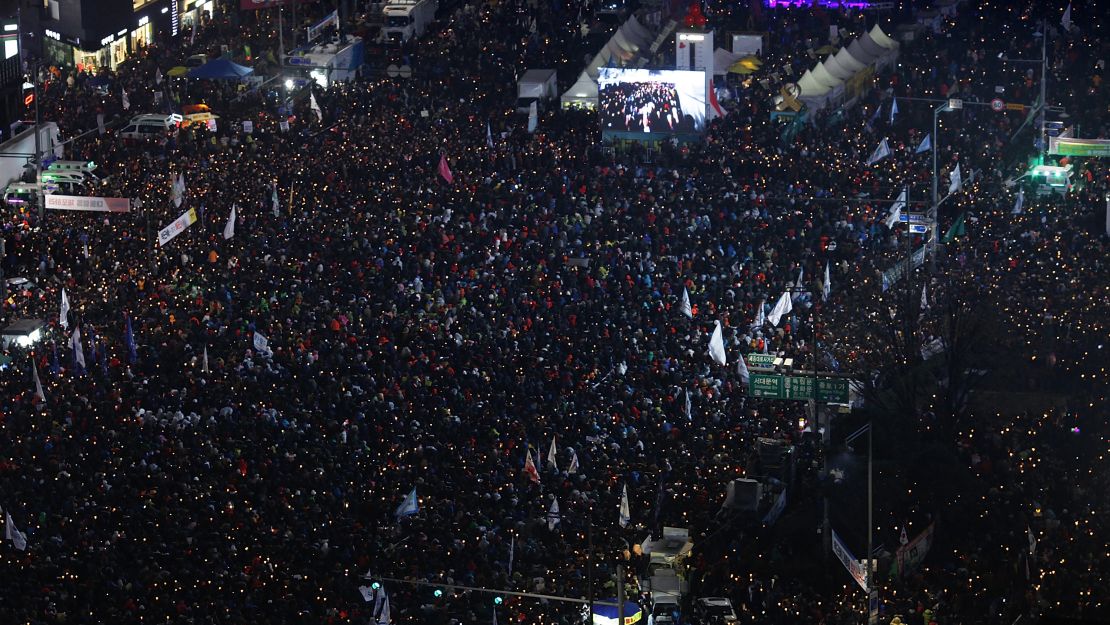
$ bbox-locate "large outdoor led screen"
[598,68,707,134]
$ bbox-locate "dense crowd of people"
[0,0,1106,624]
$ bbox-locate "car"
[693,597,738,624]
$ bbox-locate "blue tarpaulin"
[591,600,643,625]
[187,58,254,80]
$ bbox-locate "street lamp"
[929,98,960,271]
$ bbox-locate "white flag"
[202,346,210,373]
[751,299,765,329]
[619,484,631,528]
[271,184,280,217]
[395,488,419,519]
[792,267,805,300]
[948,164,962,194]
[567,449,579,474]
[252,331,273,357]
[528,101,538,133]
[708,321,727,365]
[59,288,70,330]
[921,283,929,309]
[889,97,898,124]
[4,510,27,551]
[768,291,794,326]
[508,535,515,575]
[172,173,185,208]
[223,205,237,240]
[1061,2,1072,31]
[547,437,558,471]
[884,188,907,228]
[121,89,130,111]
[486,121,495,148]
[32,359,45,403]
[310,92,323,122]
[71,326,85,369]
[680,287,693,318]
[547,498,561,530]
[736,352,750,384]
[866,138,891,165]
[822,262,831,302]
[684,388,692,421]
[376,592,391,625]
[1012,188,1024,214]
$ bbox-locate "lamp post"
[929,99,959,271]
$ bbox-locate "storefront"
[39,0,175,72]
[181,0,216,30]
[131,18,154,53]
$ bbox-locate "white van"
[47,160,100,179]
[118,114,182,141]
[3,182,39,206]
[38,171,90,194]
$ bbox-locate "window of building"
[133,0,155,9]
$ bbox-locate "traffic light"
[493,596,504,605]
[433,588,444,598]
[370,582,381,591]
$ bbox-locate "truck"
[640,527,692,624]
[381,0,437,44]
[516,69,558,114]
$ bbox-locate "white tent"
[561,15,661,108]
[810,63,843,90]
[834,47,867,72]
[797,69,830,96]
[869,24,898,49]
[562,71,599,108]
[822,54,855,81]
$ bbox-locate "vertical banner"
[895,522,936,577]
[832,529,869,591]
[158,208,198,246]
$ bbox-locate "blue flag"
[124,312,138,364]
[889,97,899,124]
[395,488,419,520]
[915,134,932,154]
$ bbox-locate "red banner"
[240,0,305,9]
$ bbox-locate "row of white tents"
[795,24,900,110]
[561,15,676,109]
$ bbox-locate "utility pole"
[616,564,625,625]
[866,415,874,623]
[278,6,285,70]
[1037,18,1048,162]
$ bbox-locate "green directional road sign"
[746,353,777,369]
[748,373,850,403]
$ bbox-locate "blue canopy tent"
[186,58,254,80]
[591,600,643,625]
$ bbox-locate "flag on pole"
[680,287,693,318]
[121,89,130,111]
[709,86,726,118]
[792,267,805,300]
[71,326,85,371]
[915,133,932,154]
[684,388,692,421]
[943,212,966,243]
[437,155,454,184]
[1012,188,1024,214]
[823,262,831,302]
[523,448,540,483]
[619,484,631,528]
[547,499,561,530]
[921,283,929,310]
[867,104,881,129]
[271,184,280,218]
[1028,526,1037,555]
[948,163,963,194]
[751,299,765,329]
[768,291,793,326]
[737,351,750,384]
[547,437,558,471]
[223,205,237,239]
[1061,2,1072,31]
[866,138,891,165]
[889,97,899,124]
[507,535,515,575]
[486,121,495,148]
[32,359,45,403]
[394,488,419,519]
[59,288,70,330]
[4,510,27,551]
[124,312,138,364]
[171,173,185,208]
[309,92,323,122]
[884,188,907,228]
[376,592,391,624]
[708,321,727,365]
[202,345,210,373]
[900,525,909,546]
[528,101,538,133]
[567,448,579,474]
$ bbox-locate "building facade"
[29,0,217,72]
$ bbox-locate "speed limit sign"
[991,98,1005,112]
